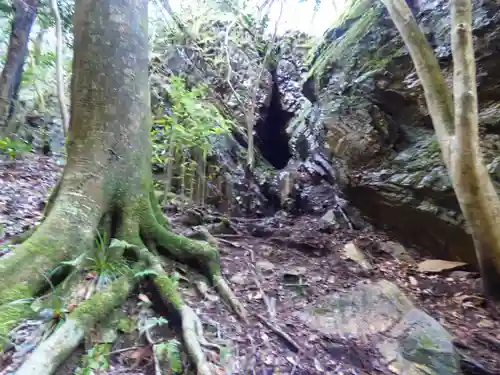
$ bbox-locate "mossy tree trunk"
[0,0,245,373]
[381,0,500,301]
[0,0,38,135]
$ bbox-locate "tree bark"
[381,0,500,301]
[0,0,245,371]
[49,0,69,136]
[0,0,38,135]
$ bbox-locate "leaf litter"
[1,154,500,374]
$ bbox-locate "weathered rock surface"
[150,25,326,215]
[297,279,461,375]
[295,0,500,266]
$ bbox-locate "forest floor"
[1,153,500,375]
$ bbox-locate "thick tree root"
[141,202,248,322]
[1,189,245,375]
[135,247,215,375]
[15,274,134,375]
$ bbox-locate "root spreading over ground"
[0,182,247,375]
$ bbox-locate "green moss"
[72,274,132,327]
[0,282,32,306]
[306,0,406,89]
[154,274,183,309]
[307,0,378,78]
[0,282,37,349]
[139,197,219,267]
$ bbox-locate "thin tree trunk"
[0,0,38,136]
[49,0,69,136]
[381,0,500,300]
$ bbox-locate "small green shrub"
[152,75,233,201]
[0,136,32,159]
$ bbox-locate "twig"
[108,345,143,356]
[255,314,301,353]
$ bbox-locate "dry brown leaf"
[417,259,467,273]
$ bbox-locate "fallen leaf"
[417,259,467,273]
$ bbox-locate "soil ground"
[1,154,500,375]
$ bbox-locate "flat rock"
[297,280,460,375]
[343,242,373,270]
[256,260,275,273]
[230,272,247,285]
[379,241,414,263]
[417,259,468,273]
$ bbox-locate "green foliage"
[84,232,129,285]
[152,75,232,198]
[156,339,182,373]
[0,0,11,14]
[0,136,32,159]
[22,51,56,84]
[75,343,111,375]
[134,269,159,278]
[37,0,74,34]
[152,75,232,164]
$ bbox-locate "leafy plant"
[152,75,233,204]
[84,232,129,286]
[0,136,32,159]
[75,343,111,375]
[156,339,182,373]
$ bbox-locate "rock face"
[298,279,461,375]
[151,24,355,217]
[295,0,500,266]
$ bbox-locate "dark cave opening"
[254,69,294,169]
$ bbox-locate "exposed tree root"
[0,187,245,375]
[16,273,134,375]
[1,225,38,247]
[141,198,248,322]
[135,247,213,375]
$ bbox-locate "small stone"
[230,272,246,285]
[256,260,275,273]
[343,242,372,270]
[409,276,418,286]
[477,319,495,328]
[450,271,479,279]
[282,266,307,283]
[182,209,203,226]
[379,241,414,262]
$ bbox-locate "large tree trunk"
[0,0,245,373]
[381,0,500,301]
[0,0,38,135]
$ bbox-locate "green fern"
[156,339,182,373]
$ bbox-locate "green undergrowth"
[306,0,385,86]
[151,75,233,203]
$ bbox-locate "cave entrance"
[254,70,294,170]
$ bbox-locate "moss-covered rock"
[294,0,500,265]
